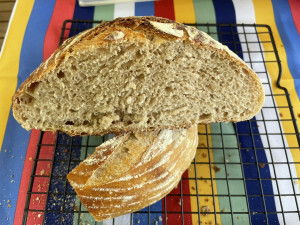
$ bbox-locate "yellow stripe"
[173,0,196,23]
[0,0,34,151]
[253,0,300,183]
[188,125,221,225]
[173,1,221,223]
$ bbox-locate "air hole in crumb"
[57,71,65,79]
[223,112,229,117]
[200,113,212,120]
[129,133,138,140]
[83,120,89,125]
[172,95,179,101]
[149,98,156,107]
[65,121,74,125]
[210,52,217,60]
[229,62,235,70]
[20,94,34,104]
[70,109,77,113]
[165,87,172,94]
[206,84,213,91]
[27,82,40,93]
[71,65,77,71]
[136,74,144,81]
[242,68,249,76]
[136,51,142,58]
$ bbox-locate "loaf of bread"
[67,124,198,221]
[12,16,264,136]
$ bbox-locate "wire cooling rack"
[22,20,300,225]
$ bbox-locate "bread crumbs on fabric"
[212,166,221,173]
[259,163,265,168]
[178,199,182,206]
[201,206,211,216]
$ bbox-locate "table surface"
[0,0,300,225]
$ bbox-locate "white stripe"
[0,0,17,58]
[232,1,300,225]
[114,2,135,19]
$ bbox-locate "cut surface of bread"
[13,16,264,136]
[67,124,198,221]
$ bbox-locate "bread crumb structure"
[12,16,264,136]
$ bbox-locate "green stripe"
[93,4,114,26]
[211,123,250,225]
[73,6,114,222]
[193,0,218,40]
[193,0,249,224]
[73,136,104,225]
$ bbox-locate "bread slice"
[12,16,264,136]
[67,124,198,221]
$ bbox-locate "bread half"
[67,124,198,221]
[13,16,264,136]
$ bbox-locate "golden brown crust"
[67,124,198,221]
[12,16,264,135]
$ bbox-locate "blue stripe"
[0,1,56,224]
[135,1,155,16]
[43,5,94,224]
[132,3,162,225]
[212,0,279,224]
[44,134,82,224]
[70,1,94,36]
[272,0,300,98]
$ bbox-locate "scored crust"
[67,124,198,221]
[12,16,265,136]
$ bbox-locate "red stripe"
[13,131,57,225]
[13,130,40,225]
[43,0,76,59]
[14,1,76,223]
[155,3,192,225]
[288,0,300,36]
[26,131,57,225]
[154,0,175,20]
[163,170,192,225]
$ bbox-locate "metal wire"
[22,20,300,225]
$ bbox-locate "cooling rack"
[22,20,300,225]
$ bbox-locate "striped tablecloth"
[1,0,300,225]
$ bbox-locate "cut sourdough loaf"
[67,124,198,221]
[12,16,264,136]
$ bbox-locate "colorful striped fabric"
[0,0,300,224]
